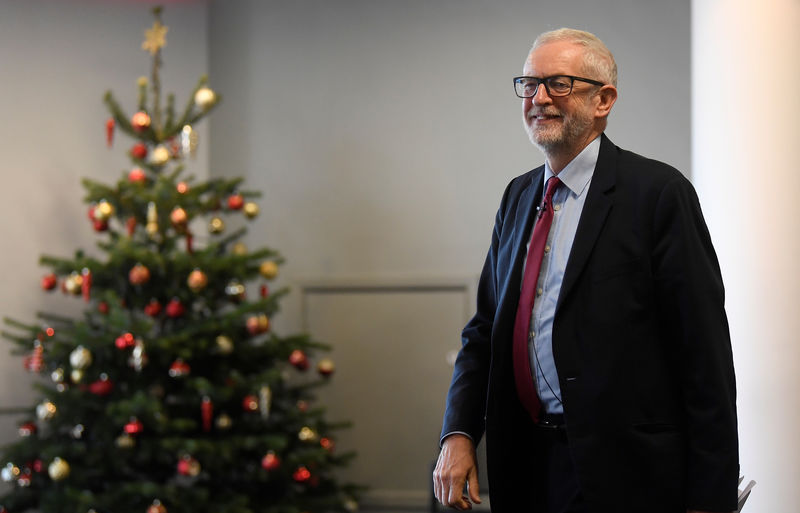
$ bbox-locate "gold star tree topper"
[142,20,168,55]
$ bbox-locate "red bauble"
[242,394,259,412]
[293,466,312,483]
[131,142,148,160]
[81,269,92,303]
[165,298,185,318]
[201,397,213,433]
[98,301,110,315]
[93,219,109,232]
[176,455,200,476]
[124,418,144,435]
[88,377,113,396]
[168,359,191,378]
[18,422,37,437]
[261,451,280,471]
[317,358,335,377]
[289,350,309,371]
[41,273,57,291]
[131,111,151,132]
[144,299,162,317]
[320,437,335,452]
[129,167,147,183]
[129,264,151,285]
[227,194,244,210]
[260,284,269,299]
[115,332,135,350]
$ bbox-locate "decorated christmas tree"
[0,8,359,513]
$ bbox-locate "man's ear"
[595,85,618,118]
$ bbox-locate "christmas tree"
[0,7,359,513]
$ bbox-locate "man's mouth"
[528,110,562,122]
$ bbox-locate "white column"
[692,1,800,510]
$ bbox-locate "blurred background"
[0,0,796,511]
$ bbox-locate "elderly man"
[433,28,738,513]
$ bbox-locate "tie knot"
[544,176,562,201]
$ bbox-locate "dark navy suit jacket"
[441,135,738,512]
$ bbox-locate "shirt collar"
[542,135,601,197]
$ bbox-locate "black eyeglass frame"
[512,75,606,98]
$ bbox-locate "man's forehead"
[523,41,585,75]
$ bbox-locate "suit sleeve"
[651,176,739,511]
[439,182,513,445]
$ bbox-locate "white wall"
[0,0,209,437]
[693,1,800,511]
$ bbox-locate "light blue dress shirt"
[523,136,600,414]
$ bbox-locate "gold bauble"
[232,242,248,255]
[243,202,259,219]
[215,413,232,430]
[216,335,234,354]
[47,457,70,481]
[259,261,279,280]
[187,269,208,292]
[225,280,245,301]
[194,86,217,109]
[298,426,318,442]
[116,433,136,448]
[70,369,84,383]
[69,345,93,369]
[151,145,170,165]
[64,272,83,295]
[209,217,225,234]
[170,207,188,227]
[94,200,115,221]
[36,400,57,420]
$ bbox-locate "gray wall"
[208,0,690,506]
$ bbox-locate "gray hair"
[532,28,618,87]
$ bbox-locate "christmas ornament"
[147,202,159,238]
[297,400,309,412]
[320,437,335,452]
[70,424,85,439]
[187,269,208,292]
[168,359,191,378]
[289,349,309,371]
[180,124,198,157]
[127,216,137,235]
[115,332,135,350]
[69,346,92,369]
[259,386,272,420]
[343,498,359,512]
[131,111,151,132]
[129,167,147,183]
[215,413,232,430]
[70,369,84,383]
[170,207,188,228]
[23,344,44,373]
[147,500,167,513]
[176,181,189,194]
[98,301,110,315]
[208,216,225,234]
[106,118,115,147]
[293,466,312,483]
[232,242,248,255]
[116,433,135,449]
[88,375,113,396]
[317,358,335,377]
[63,272,83,295]
[194,86,217,110]
[227,193,244,210]
[259,261,279,280]
[124,417,144,435]
[225,280,245,301]
[261,451,280,471]
[129,339,148,372]
[185,231,194,254]
[144,299,162,317]
[16,473,31,487]
[177,455,201,477]
[242,395,259,412]
[243,202,259,219]
[129,263,151,285]
[51,368,65,383]
[151,145,170,165]
[41,273,57,291]
[94,200,115,221]
[18,423,37,437]
[201,396,213,432]
[142,19,168,55]
[1,464,19,482]
[93,219,109,232]
[260,284,269,298]
[47,458,70,481]
[246,314,270,335]
[81,268,92,302]
[131,142,148,160]
[215,335,234,354]
[298,426,318,442]
[165,298,185,318]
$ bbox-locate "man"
[433,28,738,513]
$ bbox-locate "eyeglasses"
[513,75,605,98]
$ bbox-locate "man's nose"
[532,82,552,105]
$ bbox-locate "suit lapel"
[556,134,617,310]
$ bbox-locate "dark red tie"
[512,176,562,422]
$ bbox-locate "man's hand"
[433,434,481,510]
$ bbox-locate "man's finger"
[467,466,481,504]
